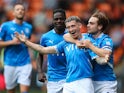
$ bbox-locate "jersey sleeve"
[101,38,113,51]
[55,41,65,53]
[0,23,6,40]
[40,35,46,47]
[88,49,98,60]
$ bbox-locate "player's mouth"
[56,24,63,27]
[70,31,76,35]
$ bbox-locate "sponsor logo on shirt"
[49,40,54,44]
[25,28,30,34]
[10,27,16,31]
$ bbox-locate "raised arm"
[15,32,57,54]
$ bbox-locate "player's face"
[53,12,66,30]
[13,4,25,20]
[87,17,99,34]
[66,20,81,39]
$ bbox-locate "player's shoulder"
[57,40,67,46]
[82,33,88,36]
[42,29,54,37]
[1,21,12,26]
[102,34,112,41]
[23,21,32,28]
[82,33,89,39]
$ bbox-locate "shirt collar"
[87,32,104,39]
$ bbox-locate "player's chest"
[45,37,63,46]
[7,25,30,35]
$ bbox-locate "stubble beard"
[16,16,24,21]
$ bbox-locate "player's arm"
[37,53,44,73]
[95,55,109,65]
[0,24,21,48]
[82,40,111,57]
[63,33,84,48]
[89,44,111,57]
[25,40,57,54]
[37,53,47,82]
[0,40,14,48]
[15,32,57,54]
[83,40,111,64]
[0,38,21,48]
[63,33,78,43]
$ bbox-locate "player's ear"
[78,23,82,29]
[98,25,103,30]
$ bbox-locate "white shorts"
[63,78,94,93]
[4,64,32,90]
[47,79,65,93]
[93,80,117,93]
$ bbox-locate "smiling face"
[66,20,82,39]
[13,4,25,20]
[53,12,66,30]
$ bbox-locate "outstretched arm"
[15,32,57,54]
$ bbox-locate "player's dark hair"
[53,9,66,18]
[91,10,109,31]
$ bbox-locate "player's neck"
[78,32,82,39]
[92,31,102,39]
[54,28,65,34]
[74,32,82,40]
[14,18,23,25]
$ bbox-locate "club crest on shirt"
[25,28,30,34]
[106,41,111,45]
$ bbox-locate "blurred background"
[0,0,124,93]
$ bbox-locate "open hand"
[14,32,27,43]
[81,39,91,48]
[104,54,110,63]
[12,37,21,45]
[76,41,85,48]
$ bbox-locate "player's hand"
[81,39,91,48]
[11,37,21,45]
[104,54,110,63]
[15,32,27,43]
[75,41,85,48]
[96,54,110,65]
[38,72,47,82]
